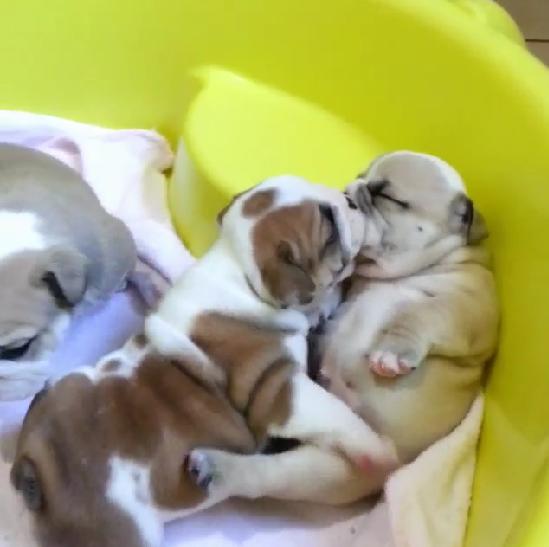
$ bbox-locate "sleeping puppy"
[148,175,394,499]
[321,151,500,463]
[11,176,394,547]
[0,144,155,401]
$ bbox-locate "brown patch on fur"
[252,201,334,305]
[191,312,294,441]
[242,189,275,218]
[246,358,293,437]
[133,333,148,348]
[12,351,256,547]
[101,359,122,373]
[12,374,149,547]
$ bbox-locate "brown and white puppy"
[11,176,394,547]
[322,151,500,463]
[0,143,161,401]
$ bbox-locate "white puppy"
[322,151,500,463]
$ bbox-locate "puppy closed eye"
[0,337,37,360]
[11,457,44,512]
[369,180,410,209]
[277,242,302,270]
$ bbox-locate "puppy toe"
[396,357,414,375]
[369,351,400,378]
[186,450,215,490]
[353,436,399,473]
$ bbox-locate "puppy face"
[0,247,86,363]
[11,376,152,547]
[347,151,487,277]
[218,176,369,310]
[11,348,255,547]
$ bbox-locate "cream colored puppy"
[322,151,500,463]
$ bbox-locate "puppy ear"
[216,190,246,226]
[33,247,88,307]
[11,456,44,512]
[449,194,488,244]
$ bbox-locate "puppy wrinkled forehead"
[242,176,350,214]
[360,151,467,194]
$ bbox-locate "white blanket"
[0,110,194,282]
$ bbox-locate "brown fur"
[12,351,256,547]
[242,189,276,217]
[252,202,335,305]
[190,312,294,441]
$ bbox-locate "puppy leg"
[368,294,482,378]
[187,444,381,505]
[127,259,171,309]
[268,372,396,468]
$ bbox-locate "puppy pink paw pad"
[369,351,413,378]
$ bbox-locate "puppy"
[148,175,395,499]
[11,176,394,547]
[0,144,151,401]
[322,151,500,463]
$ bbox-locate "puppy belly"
[349,358,482,462]
[322,285,418,385]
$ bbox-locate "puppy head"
[218,176,371,310]
[10,376,155,547]
[0,246,86,375]
[347,151,487,277]
[11,349,255,547]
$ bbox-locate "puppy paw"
[331,421,399,472]
[368,334,426,378]
[186,450,216,490]
[185,448,237,498]
[128,261,171,309]
[369,350,414,378]
[354,436,399,472]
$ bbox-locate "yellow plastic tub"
[1,1,548,545]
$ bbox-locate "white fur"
[0,211,46,260]
[106,456,163,547]
[0,313,70,400]
[363,151,466,193]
